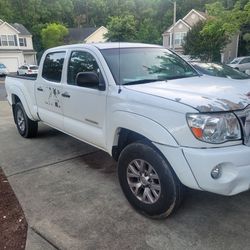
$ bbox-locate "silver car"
[0,63,9,76]
[227,56,250,72]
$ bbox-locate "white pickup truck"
[5,43,250,218]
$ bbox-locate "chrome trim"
[235,106,250,146]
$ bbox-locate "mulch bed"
[0,167,27,249]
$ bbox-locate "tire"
[14,102,38,138]
[118,141,184,218]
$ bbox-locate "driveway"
[0,77,6,101]
[1,84,250,249]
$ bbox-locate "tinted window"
[240,58,250,64]
[30,66,38,70]
[42,52,65,82]
[0,64,6,68]
[67,51,100,86]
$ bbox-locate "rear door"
[61,49,107,149]
[35,51,66,130]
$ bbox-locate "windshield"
[192,62,250,79]
[0,64,6,69]
[230,58,241,64]
[101,48,198,85]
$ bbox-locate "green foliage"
[183,21,227,62]
[0,0,249,54]
[184,1,250,60]
[41,23,68,49]
[243,33,250,52]
[105,15,137,42]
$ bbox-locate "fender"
[8,85,37,121]
[107,110,179,153]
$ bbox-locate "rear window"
[30,66,38,70]
[0,64,6,68]
[42,52,65,82]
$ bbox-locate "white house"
[162,9,239,63]
[0,19,37,72]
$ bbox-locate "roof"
[183,9,207,21]
[51,42,162,51]
[166,19,192,32]
[196,10,208,19]
[10,23,31,35]
[65,27,99,43]
[163,9,207,34]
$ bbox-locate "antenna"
[118,38,122,94]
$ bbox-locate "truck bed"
[7,73,37,81]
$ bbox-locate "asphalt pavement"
[1,78,250,250]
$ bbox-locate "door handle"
[37,87,43,91]
[61,92,70,98]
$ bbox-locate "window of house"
[0,35,17,46]
[42,52,66,82]
[1,35,8,46]
[174,32,187,46]
[8,35,15,46]
[19,38,27,47]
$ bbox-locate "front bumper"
[155,143,250,196]
[183,145,250,195]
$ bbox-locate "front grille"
[235,106,250,146]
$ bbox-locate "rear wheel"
[14,102,38,138]
[118,142,184,218]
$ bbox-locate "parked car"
[17,65,39,76]
[190,62,250,80]
[227,56,250,72]
[5,43,250,218]
[0,63,9,76]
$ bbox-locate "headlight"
[187,113,241,144]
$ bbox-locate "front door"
[62,50,107,149]
[35,51,66,130]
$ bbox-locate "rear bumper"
[155,143,250,196]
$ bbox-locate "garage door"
[0,57,19,73]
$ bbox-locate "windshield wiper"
[123,79,162,85]
[165,74,198,80]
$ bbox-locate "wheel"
[14,102,38,138]
[118,142,184,218]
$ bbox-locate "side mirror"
[76,72,105,91]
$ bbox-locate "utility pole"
[172,1,176,52]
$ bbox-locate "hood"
[125,75,250,112]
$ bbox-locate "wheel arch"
[109,111,178,161]
[10,87,35,121]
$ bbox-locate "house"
[65,26,108,44]
[0,20,37,72]
[162,9,239,63]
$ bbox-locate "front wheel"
[14,102,38,138]
[118,142,184,218]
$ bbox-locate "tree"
[105,15,137,42]
[183,21,228,62]
[184,1,250,61]
[41,23,68,49]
